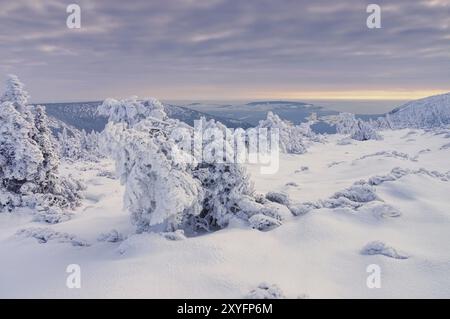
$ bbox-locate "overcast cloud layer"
[0,0,449,101]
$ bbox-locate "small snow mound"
[332,183,379,203]
[355,151,413,163]
[337,137,353,145]
[97,229,124,243]
[401,130,418,139]
[236,196,265,217]
[285,182,299,187]
[261,202,292,221]
[32,207,73,224]
[96,170,117,179]
[246,282,286,299]
[359,203,401,219]
[294,166,309,173]
[361,241,408,259]
[328,161,345,168]
[249,214,282,231]
[289,202,320,216]
[16,227,89,247]
[161,230,186,241]
[265,192,291,206]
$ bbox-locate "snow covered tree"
[56,126,103,161]
[254,111,322,154]
[97,96,167,127]
[0,76,83,214]
[335,113,381,141]
[99,97,204,231]
[81,130,103,158]
[190,118,254,231]
[0,74,30,112]
[57,127,81,160]
[103,120,202,232]
[351,119,382,141]
[192,162,253,230]
[0,102,43,197]
[385,93,450,129]
[100,98,256,233]
[335,113,358,135]
[31,105,60,187]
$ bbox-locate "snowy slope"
[387,93,450,129]
[47,114,82,137]
[0,128,449,298]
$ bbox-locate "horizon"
[29,90,449,105]
[33,96,410,115]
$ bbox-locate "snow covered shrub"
[336,137,353,145]
[260,202,291,221]
[351,119,382,141]
[335,113,358,135]
[255,112,306,154]
[265,191,290,206]
[289,202,321,216]
[369,116,393,130]
[32,207,73,224]
[17,227,89,247]
[336,113,382,141]
[161,229,186,241]
[58,127,79,159]
[249,214,282,231]
[361,241,408,259]
[97,229,124,243]
[246,283,286,299]
[0,75,83,215]
[331,183,379,203]
[285,181,299,187]
[236,195,266,216]
[57,127,102,161]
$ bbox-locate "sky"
[0,0,449,102]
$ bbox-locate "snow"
[0,128,449,298]
[360,241,409,260]
[387,92,450,129]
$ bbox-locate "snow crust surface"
[0,129,449,298]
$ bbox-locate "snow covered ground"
[0,129,449,298]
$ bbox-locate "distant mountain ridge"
[246,101,312,107]
[42,101,253,133]
[40,94,449,136]
[386,92,450,129]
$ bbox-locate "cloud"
[0,0,449,101]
